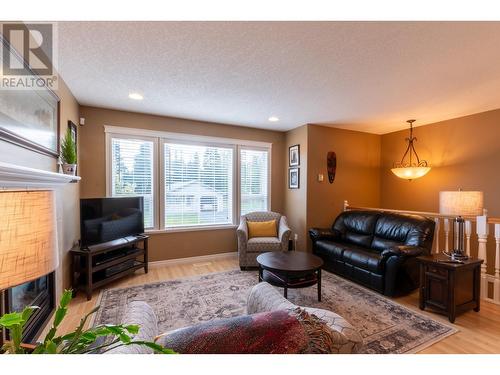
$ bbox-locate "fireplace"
[1,272,55,343]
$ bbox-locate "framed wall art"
[289,167,300,189]
[0,35,60,158]
[289,144,300,167]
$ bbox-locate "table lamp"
[439,190,484,260]
[0,190,59,346]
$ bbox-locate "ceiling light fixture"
[391,119,431,181]
[128,92,144,100]
[268,116,279,122]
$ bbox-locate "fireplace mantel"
[0,161,80,188]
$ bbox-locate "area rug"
[93,269,457,354]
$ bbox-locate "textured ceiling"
[58,21,500,134]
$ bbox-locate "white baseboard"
[149,251,238,268]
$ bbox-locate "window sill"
[146,224,238,234]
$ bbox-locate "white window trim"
[105,132,160,230]
[104,125,272,148]
[105,125,272,233]
[238,145,272,217]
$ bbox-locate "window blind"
[240,148,269,215]
[111,137,154,228]
[164,143,233,227]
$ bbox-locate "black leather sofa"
[309,210,435,296]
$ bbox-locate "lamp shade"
[391,166,431,180]
[439,191,484,217]
[0,190,59,290]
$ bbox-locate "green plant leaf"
[0,312,24,327]
[53,307,68,327]
[46,341,57,354]
[61,128,77,164]
[21,306,39,322]
[124,324,139,334]
[129,341,177,354]
[59,290,73,308]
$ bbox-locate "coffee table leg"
[284,272,288,299]
[317,269,322,302]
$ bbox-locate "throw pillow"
[247,220,277,238]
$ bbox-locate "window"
[240,148,269,215]
[164,143,233,227]
[110,137,155,228]
[106,126,271,231]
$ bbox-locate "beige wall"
[307,125,381,250]
[284,125,308,251]
[78,106,286,261]
[0,79,80,295]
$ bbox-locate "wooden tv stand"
[70,235,149,301]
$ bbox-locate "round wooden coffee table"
[256,251,324,301]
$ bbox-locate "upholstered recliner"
[237,211,291,269]
[309,210,435,296]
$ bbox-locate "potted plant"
[0,290,174,354]
[60,128,77,176]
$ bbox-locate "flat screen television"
[80,197,144,248]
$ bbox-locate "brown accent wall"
[381,109,500,216]
[283,124,382,252]
[284,125,308,251]
[78,106,285,261]
[381,109,500,269]
[306,125,382,250]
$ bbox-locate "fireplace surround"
[0,161,80,345]
[1,273,55,342]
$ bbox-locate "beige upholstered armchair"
[237,211,291,269]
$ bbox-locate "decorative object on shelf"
[60,127,77,175]
[289,144,300,166]
[0,190,59,347]
[0,289,174,354]
[68,120,78,159]
[439,190,484,260]
[0,35,60,158]
[327,151,337,183]
[289,167,299,189]
[391,119,431,181]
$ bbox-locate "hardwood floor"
[57,255,500,354]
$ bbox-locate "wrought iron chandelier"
[391,119,431,181]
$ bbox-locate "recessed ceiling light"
[268,116,279,122]
[128,92,144,100]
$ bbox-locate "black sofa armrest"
[309,228,341,242]
[381,245,426,258]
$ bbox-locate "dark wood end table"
[416,254,483,323]
[256,251,324,301]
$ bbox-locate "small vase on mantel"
[62,163,77,176]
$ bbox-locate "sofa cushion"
[247,236,281,253]
[314,240,366,262]
[333,211,380,248]
[342,248,385,274]
[371,213,434,251]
